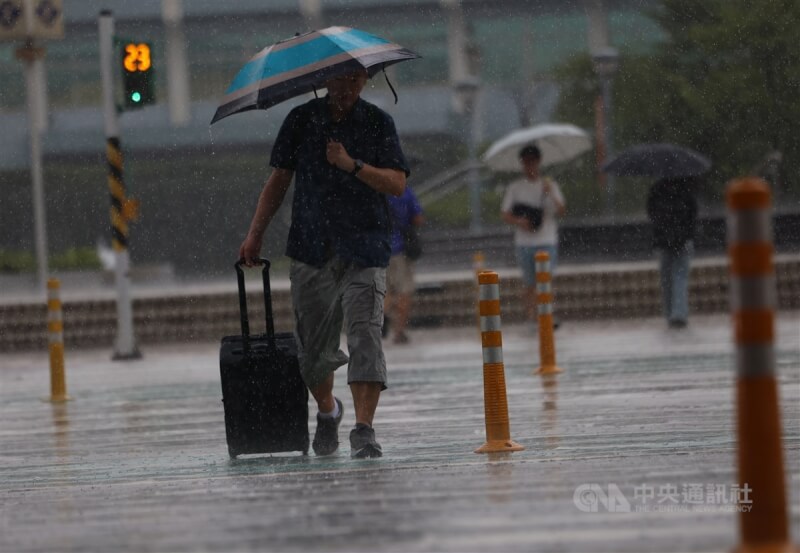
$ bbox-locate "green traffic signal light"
[121,42,155,109]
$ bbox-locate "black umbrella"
[602,143,711,178]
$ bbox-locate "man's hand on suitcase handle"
[238,234,264,267]
[238,256,266,268]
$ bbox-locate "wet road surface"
[1,313,799,552]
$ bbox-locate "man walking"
[238,68,409,458]
[646,176,697,328]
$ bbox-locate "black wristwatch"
[350,159,364,176]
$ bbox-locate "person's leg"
[658,249,673,322]
[349,380,383,458]
[350,381,382,427]
[310,373,335,414]
[392,293,412,343]
[341,265,387,394]
[290,260,349,455]
[309,370,344,455]
[670,241,693,325]
[290,259,348,401]
[341,265,387,457]
[391,256,415,343]
[383,255,401,338]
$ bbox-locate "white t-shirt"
[501,177,565,247]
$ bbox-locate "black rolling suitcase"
[219,259,309,458]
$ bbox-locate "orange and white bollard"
[534,251,562,375]
[727,177,793,552]
[475,271,524,454]
[47,279,70,402]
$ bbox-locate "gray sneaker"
[312,397,343,456]
[349,423,382,459]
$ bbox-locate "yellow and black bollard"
[534,251,562,375]
[727,177,794,552]
[475,271,524,454]
[47,279,70,402]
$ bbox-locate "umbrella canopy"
[602,143,711,178]
[211,27,420,124]
[482,123,592,172]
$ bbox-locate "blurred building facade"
[0,0,662,168]
[0,0,664,275]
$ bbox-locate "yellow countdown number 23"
[123,43,151,73]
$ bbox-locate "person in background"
[384,186,424,344]
[646,176,697,329]
[238,68,410,459]
[501,145,566,325]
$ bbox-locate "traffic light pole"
[15,41,49,294]
[99,10,141,360]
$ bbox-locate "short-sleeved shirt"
[270,97,410,268]
[501,177,565,247]
[387,187,423,255]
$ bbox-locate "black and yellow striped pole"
[100,10,141,360]
[107,137,140,252]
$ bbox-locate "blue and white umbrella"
[211,26,420,124]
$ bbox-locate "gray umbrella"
[602,143,711,178]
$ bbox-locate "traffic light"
[121,41,155,109]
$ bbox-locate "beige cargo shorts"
[290,257,387,391]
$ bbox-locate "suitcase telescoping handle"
[234,258,276,346]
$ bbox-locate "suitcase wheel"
[228,445,238,459]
